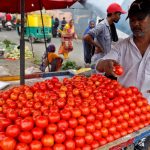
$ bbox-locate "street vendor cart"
[24,14,52,43]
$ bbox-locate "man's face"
[89,22,95,29]
[129,15,150,37]
[112,12,121,23]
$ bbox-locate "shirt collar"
[104,18,110,27]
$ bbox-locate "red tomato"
[78,116,87,126]
[110,117,117,125]
[6,110,18,120]
[94,120,102,130]
[96,103,106,112]
[86,123,95,133]
[93,130,101,140]
[99,138,107,146]
[18,131,33,144]
[113,65,124,76]
[75,137,85,148]
[106,135,114,143]
[113,132,121,140]
[128,119,135,127]
[54,132,66,144]
[106,101,114,110]
[41,134,54,147]
[49,112,60,123]
[95,112,103,121]
[103,110,111,118]
[112,108,120,117]
[68,118,78,128]
[53,144,65,150]
[82,145,92,150]
[65,139,75,150]
[35,116,48,128]
[101,128,108,138]
[123,112,130,120]
[85,133,94,144]
[0,137,16,150]
[121,121,128,129]
[32,127,43,140]
[30,140,42,150]
[80,106,90,116]
[75,126,86,137]
[86,113,95,123]
[56,99,66,109]
[90,106,97,114]
[20,118,34,131]
[127,128,134,134]
[102,118,111,128]
[91,140,100,149]
[71,108,81,118]
[117,115,124,122]
[65,128,74,139]
[15,143,30,150]
[60,109,71,120]
[57,120,68,131]
[46,124,57,134]
[6,125,20,138]
[20,108,31,118]
[108,126,116,135]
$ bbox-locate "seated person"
[40,44,63,72]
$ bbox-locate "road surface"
[0,30,85,75]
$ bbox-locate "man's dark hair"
[127,0,150,19]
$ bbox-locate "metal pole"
[20,0,25,85]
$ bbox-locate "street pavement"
[0,30,85,67]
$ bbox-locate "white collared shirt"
[97,36,150,103]
[88,18,112,58]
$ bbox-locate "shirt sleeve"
[87,23,103,38]
[101,46,119,61]
[95,42,121,72]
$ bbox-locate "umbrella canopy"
[0,0,77,13]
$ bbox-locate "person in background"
[83,3,126,64]
[5,13,12,22]
[40,44,63,72]
[58,19,77,59]
[82,19,95,66]
[52,17,59,38]
[61,17,67,31]
[58,17,67,37]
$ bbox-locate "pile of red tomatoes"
[0,74,150,150]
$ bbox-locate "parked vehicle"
[5,21,12,31]
[24,14,52,43]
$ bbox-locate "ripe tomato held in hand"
[113,65,124,76]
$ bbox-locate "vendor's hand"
[96,59,120,76]
[95,46,103,53]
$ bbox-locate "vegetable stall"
[0,71,149,150]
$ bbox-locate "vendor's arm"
[96,43,120,76]
[83,25,104,53]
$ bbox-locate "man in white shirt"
[96,0,150,104]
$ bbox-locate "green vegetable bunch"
[62,60,78,70]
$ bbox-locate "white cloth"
[97,36,150,103]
